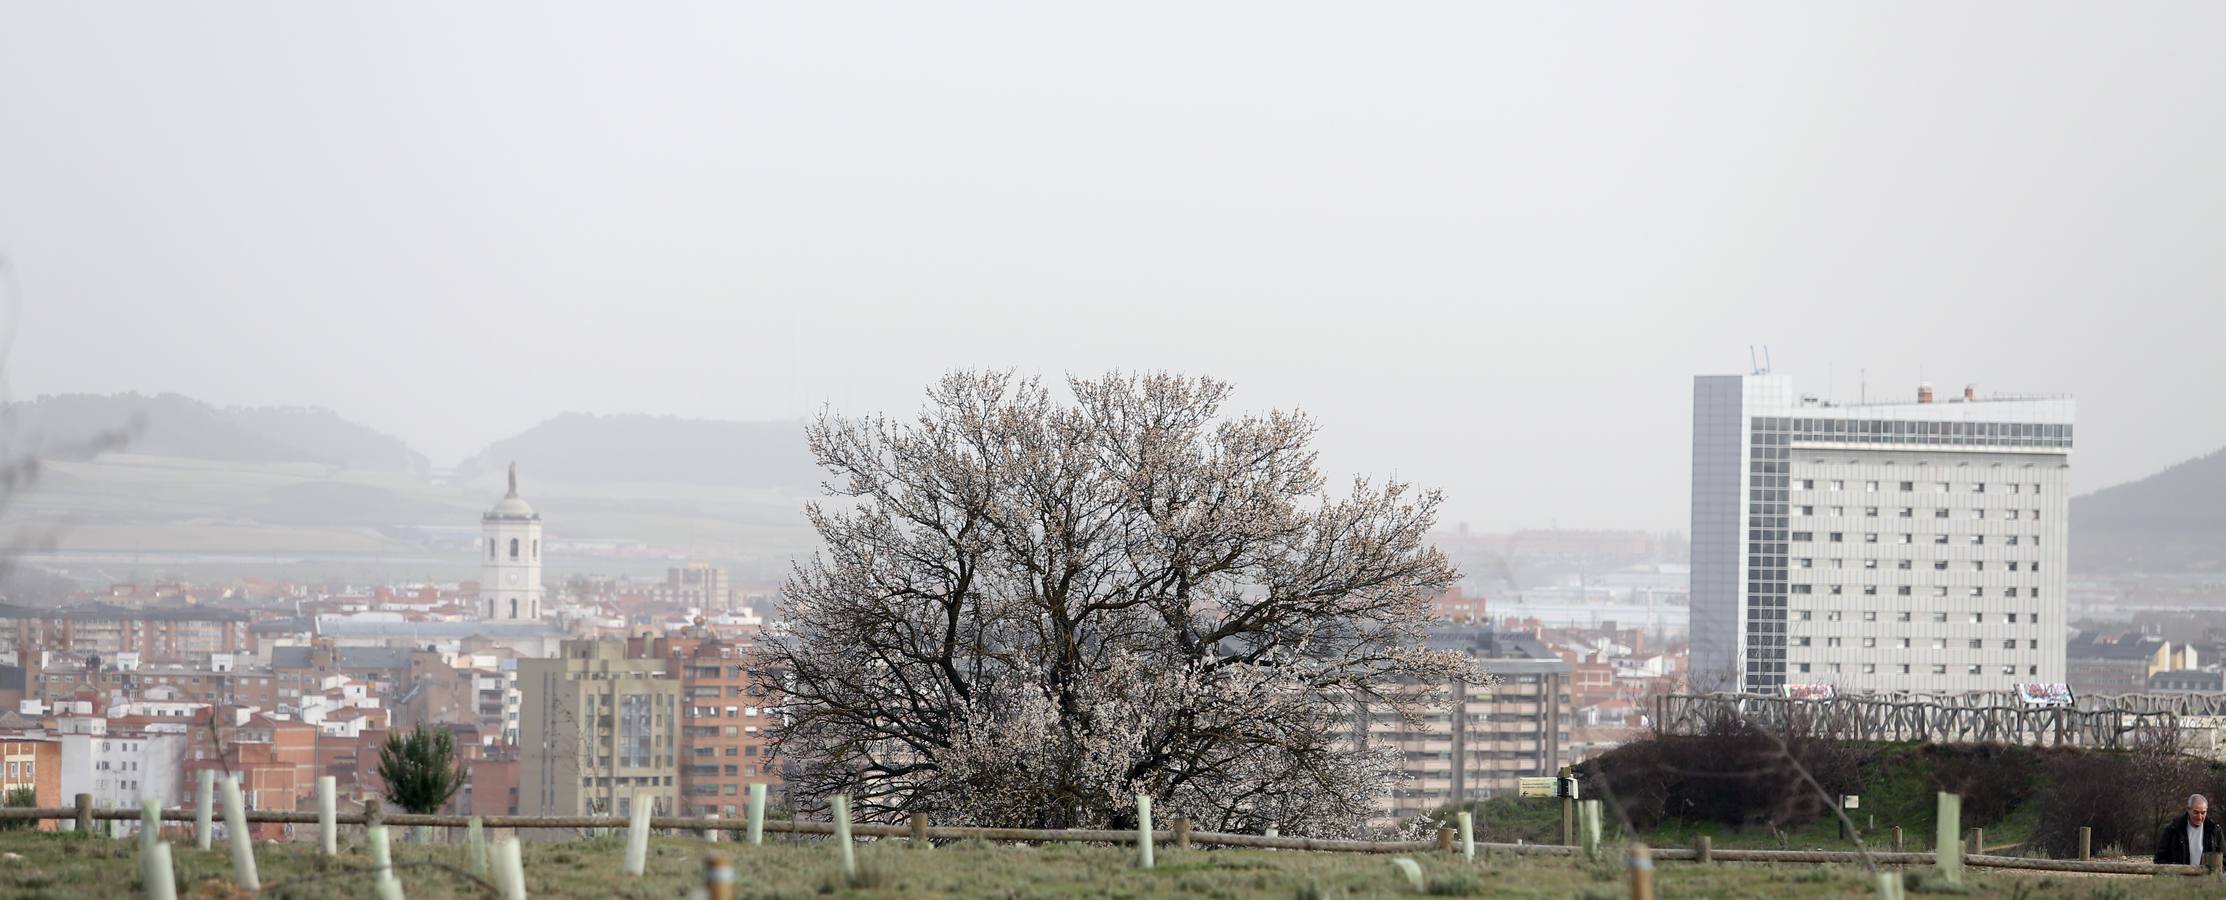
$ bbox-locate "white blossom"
[765,372,1475,836]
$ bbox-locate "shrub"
[375,725,467,815]
[2025,744,2226,859]
[1582,721,2226,855]
[1579,711,1860,832]
[0,786,36,831]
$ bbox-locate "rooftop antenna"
[1763,346,1774,374]
[1748,346,1761,375]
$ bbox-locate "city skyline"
[7,3,2225,533]
[2,1,2223,884]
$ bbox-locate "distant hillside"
[458,413,819,492]
[2073,446,2226,573]
[5,393,428,475]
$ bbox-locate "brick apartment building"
[271,643,414,701]
[1358,623,1572,826]
[632,624,781,817]
[0,736,62,828]
[462,743,521,817]
[29,655,279,711]
[0,604,255,661]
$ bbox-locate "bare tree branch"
[762,371,1472,836]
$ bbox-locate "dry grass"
[0,829,2214,899]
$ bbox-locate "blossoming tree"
[764,371,1475,836]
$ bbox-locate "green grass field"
[0,829,2211,899]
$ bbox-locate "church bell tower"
[481,462,545,621]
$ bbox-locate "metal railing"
[1654,693,2181,749]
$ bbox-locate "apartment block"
[633,627,781,818]
[1359,624,1571,825]
[1692,375,2072,695]
[30,654,278,711]
[59,730,187,833]
[652,564,734,610]
[0,604,254,661]
[518,639,681,819]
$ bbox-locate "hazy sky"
[4,3,2222,532]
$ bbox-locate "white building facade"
[481,463,546,623]
[1692,375,2072,695]
[59,730,187,832]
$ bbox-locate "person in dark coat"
[2154,793,2224,865]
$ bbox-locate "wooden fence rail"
[0,805,2206,879]
[0,806,1439,852]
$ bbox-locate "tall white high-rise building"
[1691,375,2072,695]
[481,462,545,622]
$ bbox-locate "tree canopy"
[766,371,1471,835]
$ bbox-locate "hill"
[5,393,427,475]
[456,412,819,492]
[2072,445,2226,573]
[2,398,821,585]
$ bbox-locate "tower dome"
[485,462,539,520]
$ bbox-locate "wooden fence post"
[1136,795,1155,869]
[1174,816,1192,850]
[1437,826,1454,854]
[1627,842,1655,900]
[195,770,214,850]
[74,793,92,834]
[219,776,259,892]
[703,849,736,900]
[1934,792,1962,889]
[1891,825,1902,853]
[1695,835,1711,864]
[910,812,930,847]
[1970,827,1984,855]
[2077,826,2091,861]
[1457,811,1474,861]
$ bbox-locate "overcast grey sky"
[3,2,2221,532]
